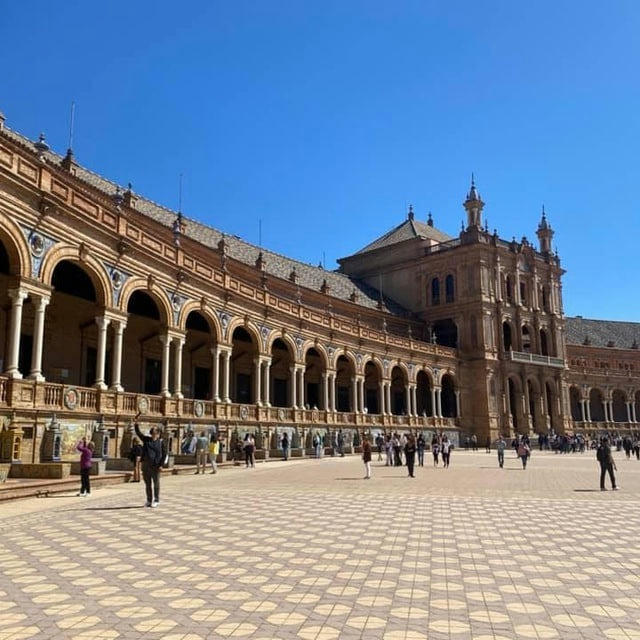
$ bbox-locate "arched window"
[520,281,527,306]
[521,325,532,352]
[433,319,458,349]
[431,278,440,305]
[540,329,549,356]
[445,274,455,303]
[541,286,550,312]
[503,321,512,351]
[505,276,514,303]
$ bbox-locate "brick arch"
[0,211,31,277]
[40,244,112,307]
[301,341,330,370]
[227,317,262,353]
[331,348,357,371]
[417,366,436,387]
[178,300,222,342]
[119,277,172,325]
[362,356,384,379]
[266,331,298,361]
[391,361,410,382]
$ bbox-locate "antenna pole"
[178,173,183,212]
[68,101,76,150]
[259,218,262,248]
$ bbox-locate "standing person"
[432,438,440,467]
[597,437,618,490]
[337,429,345,457]
[375,433,384,461]
[195,431,209,474]
[405,434,416,478]
[517,439,531,469]
[129,436,143,482]
[471,434,478,451]
[313,433,323,459]
[393,433,402,466]
[281,432,290,461]
[243,433,255,468]
[633,435,640,461]
[76,438,94,497]
[441,436,451,468]
[134,420,166,507]
[485,436,491,453]
[362,436,372,479]
[187,431,197,455]
[399,433,408,465]
[417,433,425,467]
[496,435,506,468]
[623,436,632,460]
[385,435,394,467]
[208,435,219,474]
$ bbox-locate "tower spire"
[463,174,484,229]
[536,204,553,253]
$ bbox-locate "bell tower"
[463,175,484,229]
[536,206,554,254]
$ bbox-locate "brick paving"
[0,449,639,639]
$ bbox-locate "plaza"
[1,450,639,640]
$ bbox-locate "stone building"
[0,115,638,467]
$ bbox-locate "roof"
[350,216,453,257]
[1,126,410,316]
[565,317,640,349]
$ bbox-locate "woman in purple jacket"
[76,437,94,496]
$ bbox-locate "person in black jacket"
[134,419,166,507]
[597,437,618,491]
[405,433,417,478]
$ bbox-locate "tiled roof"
[350,216,452,256]
[2,127,410,316]
[565,317,640,349]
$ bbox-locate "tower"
[536,206,554,254]
[463,175,484,229]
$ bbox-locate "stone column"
[585,398,592,422]
[290,366,298,409]
[385,382,392,416]
[358,377,365,413]
[110,319,126,392]
[159,334,171,398]
[431,387,437,418]
[222,349,231,403]
[5,289,27,379]
[263,358,271,407]
[329,373,336,412]
[435,387,443,418]
[322,371,329,411]
[455,390,461,419]
[211,346,220,402]
[632,402,637,423]
[626,401,632,423]
[579,399,586,422]
[172,336,184,398]
[411,385,418,417]
[254,357,262,406]
[28,294,50,381]
[351,376,358,413]
[378,381,385,415]
[94,316,111,390]
[298,367,305,409]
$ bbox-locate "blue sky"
[2,1,639,320]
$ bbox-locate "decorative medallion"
[105,264,131,305]
[295,336,304,359]
[383,359,390,375]
[22,226,56,277]
[137,396,149,414]
[194,401,205,418]
[168,292,188,325]
[312,410,318,422]
[277,408,285,422]
[240,405,249,421]
[63,387,79,410]
[219,311,231,338]
[356,353,363,367]
[29,232,45,257]
[259,325,271,350]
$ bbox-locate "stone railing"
[508,350,565,368]
[0,376,461,430]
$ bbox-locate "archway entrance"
[390,365,407,415]
[612,389,627,422]
[363,361,381,414]
[335,355,354,412]
[508,377,523,432]
[304,348,325,409]
[184,310,216,399]
[589,388,605,422]
[416,370,433,416]
[569,386,582,422]
[231,327,257,404]
[441,374,457,418]
[270,338,293,407]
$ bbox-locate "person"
[517,439,530,469]
[129,436,143,482]
[337,429,345,457]
[432,438,440,467]
[134,420,166,507]
[281,432,290,461]
[623,436,632,460]
[208,435,219,473]
[471,434,478,451]
[485,436,491,453]
[417,433,425,467]
[313,433,322,459]
[441,436,451,468]
[385,435,394,467]
[597,437,618,490]
[633,436,640,461]
[76,438,94,496]
[405,433,416,477]
[195,430,209,474]
[243,433,255,468]
[496,435,506,468]
[393,433,402,466]
[185,431,197,455]
[362,436,372,479]
[375,433,384,461]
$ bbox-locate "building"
[0,115,638,468]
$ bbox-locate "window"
[445,274,455,303]
[431,278,440,305]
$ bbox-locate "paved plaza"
[0,450,639,640]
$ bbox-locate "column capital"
[158,333,172,347]
[31,293,51,308]
[95,315,112,330]
[172,335,186,347]
[8,288,28,303]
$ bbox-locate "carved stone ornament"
[29,232,45,257]
[194,401,205,418]
[137,396,149,414]
[277,408,285,422]
[63,388,79,410]
[240,405,249,421]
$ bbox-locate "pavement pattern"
[0,449,639,639]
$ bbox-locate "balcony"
[507,350,565,369]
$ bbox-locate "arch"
[119,278,172,325]
[433,318,458,349]
[507,375,524,433]
[569,386,582,422]
[521,324,532,352]
[183,309,217,400]
[445,274,455,303]
[177,300,222,341]
[589,388,606,422]
[224,316,262,351]
[612,389,627,422]
[330,348,357,372]
[545,380,559,431]
[390,365,408,415]
[502,320,514,351]
[0,214,30,277]
[431,277,440,305]
[416,369,433,416]
[304,347,326,409]
[40,246,111,307]
[418,366,436,387]
[526,377,543,432]
[266,331,298,362]
[540,328,550,356]
[301,341,329,371]
[231,325,259,404]
[335,354,355,412]
[441,373,457,418]
[270,337,295,408]
[363,360,382,414]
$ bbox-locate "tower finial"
[427,211,433,227]
[407,204,414,221]
[463,174,484,229]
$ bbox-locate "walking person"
[597,437,618,490]
[485,436,491,453]
[76,437,94,496]
[471,434,478,451]
[129,436,143,482]
[195,430,209,474]
[281,432,290,461]
[375,433,384,461]
[362,436,372,479]
[405,433,416,477]
[243,433,255,468]
[517,439,531,469]
[313,433,323,459]
[441,436,451,468]
[337,429,345,457]
[393,433,402,466]
[208,435,219,473]
[432,439,440,467]
[134,420,166,507]
[385,435,394,467]
[417,433,425,467]
[496,435,506,468]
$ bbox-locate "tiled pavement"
[0,450,639,639]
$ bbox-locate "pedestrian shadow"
[573,489,601,493]
[335,477,365,481]
[68,505,146,511]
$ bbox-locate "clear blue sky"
[2,1,639,320]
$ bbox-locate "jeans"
[80,468,91,494]
[196,450,207,472]
[417,448,424,466]
[521,455,528,469]
[364,461,371,478]
[406,452,416,477]
[497,450,504,467]
[282,447,289,461]
[142,463,160,503]
[600,463,616,489]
